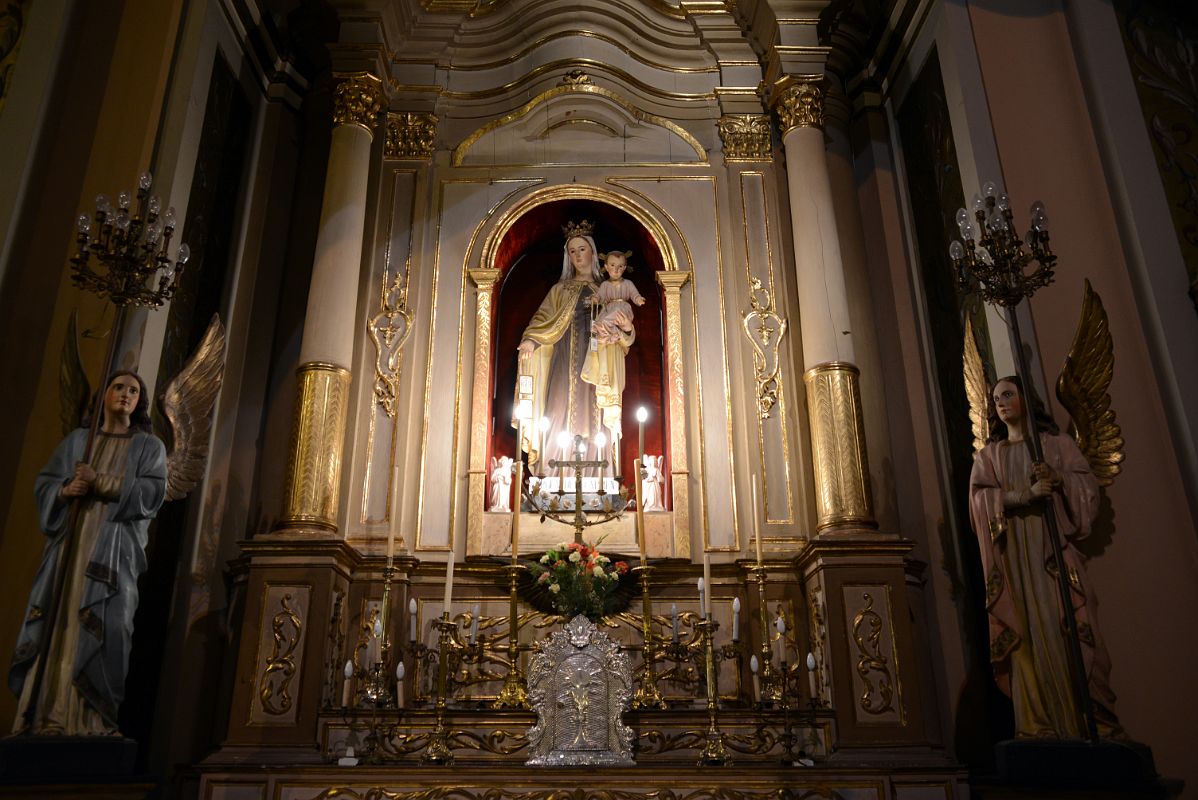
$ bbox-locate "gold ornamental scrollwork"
[772,78,824,135]
[803,361,875,531]
[718,115,772,162]
[851,593,895,716]
[385,112,438,160]
[368,269,414,418]
[560,69,593,87]
[807,585,828,706]
[741,277,788,420]
[282,362,352,529]
[259,594,303,715]
[333,72,385,133]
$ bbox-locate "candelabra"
[696,618,730,766]
[361,562,397,708]
[949,182,1096,743]
[72,172,191,308]
[526,434,628,544]
[493,563,530,708]
[631,565,667,709]
[422,614,456,765]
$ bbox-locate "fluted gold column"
[466,268,502,557]
[771,76,875,532]
[280,72,384,531]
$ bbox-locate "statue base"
[994,738,1164,792]
[0,734,140,781]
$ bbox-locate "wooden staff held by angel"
[9,314,225,736]
[963,281,1124,741]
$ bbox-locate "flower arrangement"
[529,538,631,621]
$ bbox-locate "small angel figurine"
[489,455,515,512]
[590,250,645,345]
[642,454,666,512]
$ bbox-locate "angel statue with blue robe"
[9,316,225,735]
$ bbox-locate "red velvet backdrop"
[488,199,667,500]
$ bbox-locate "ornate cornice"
[717,115,772,162]
[772,78,825,135]
[384,112,438,159]
[332,72,385,133]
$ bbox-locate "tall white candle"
[702,550,712,619]
[443,555,454,612]
[469,603,481,643]
[512,417,522,562]
[774,616,787,664]
[751,474,763,565]
[408,597,418,642]
[396,661,406,709]
[341,659,353,707]
[697,577,706,618]
[731,596,741,642]
[750,654,761,700]
[807,651,818,700]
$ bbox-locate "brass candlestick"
[631,565,667,709]
[751,565,782,705]
[362,560,396,707]
[697,618,730,766]
[493,563,530,708]
[422,613,455,765]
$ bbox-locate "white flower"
[549,583,561,594]
[596,555,610,565]
[539,554,551,564]
[569,551,582,563]
[592,565,605,578]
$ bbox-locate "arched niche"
[463,187,692,561]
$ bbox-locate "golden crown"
[562,219,594,240]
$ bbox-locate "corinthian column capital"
[770,76,825,136]
[332,72,385,133]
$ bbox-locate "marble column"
[280,72,385,532]
[771,76,876,533]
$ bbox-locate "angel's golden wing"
[963,316,990,453]
[59,310,90,435]
[1056,280,1124,486]
[160,315,227,501]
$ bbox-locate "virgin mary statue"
[515,221,631,473]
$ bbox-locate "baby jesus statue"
[589,250,645,344]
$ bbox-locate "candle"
[387,463,400,558]
[807,651,818,700]
[512,416,523,562]
[443,555,454,612]
[697,577,706,618]
[408,597,418,642]
[636,407,648,463]
[702,550,712,619]
[557,430,570,493]
[670,603,679,643]
[731,596,741,642]
[373,614,383,641]
[396,661,406,708]
[469,603,481,644]
[341,659,353,707]
[751,474,763,565]
[634,457,647,563]
[750,654,760,700]
[774,616,787,664]
[538,416,550,472]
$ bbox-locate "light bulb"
[147,221,163,245]
[948,240,964,260]
[177,243,190,264]
[996,193,1010,211]
[635,407,648,423]
[118,191,131,209]
[396,661,405,680]
[148,196,161,216]
[538,416,550,432]
[962,222,978,241]
[955,207,968,226]
[750,654,759,674]
[807,652,816,670]
[95,194,109,213]
[77,214,90,234]
[971,194,984,212]
[163,207,177,229]
[595,431,607,449]
[556,431,571,448]
[775,616,786,635]
[343,660,353,679]
[138,171,153,190]
[982,181,997,198]
[115,211,131,231]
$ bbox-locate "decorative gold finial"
[562,220,594,240]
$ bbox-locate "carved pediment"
[454,81,707,166]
